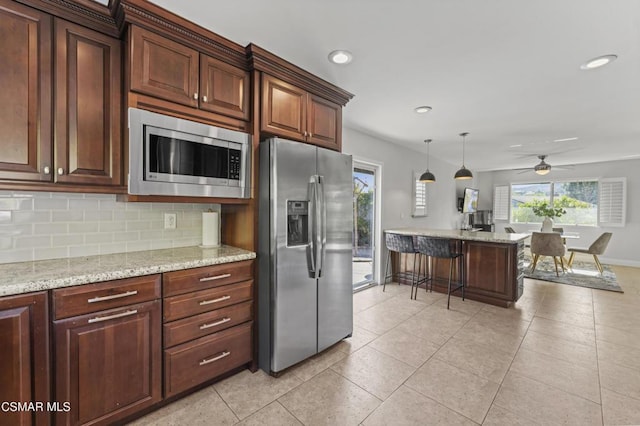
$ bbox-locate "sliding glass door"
[353,165,376,291]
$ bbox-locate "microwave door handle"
[317,176,327,278]
[307,177,317,278]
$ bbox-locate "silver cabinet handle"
[199,317,231,330]
[57,167,64,175]
[199,295,231,306]
[88,290,138,303]
[193,93,198,100]
[88,309,138,324]
[303,131,308,137]
[199,351,230,366]
[309,133,313,138]
[202,95,208,102]
[43,166,50,175]
[199,273,231,282]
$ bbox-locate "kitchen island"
[385,228,528,307]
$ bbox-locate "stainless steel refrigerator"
[258,138,353,374]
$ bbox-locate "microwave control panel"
[229,149,241,180]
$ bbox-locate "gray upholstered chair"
[414,236,465,309]
[567,232,612,274]
[383,232,418,292]
[504,227,516,233]
[552,227,564,234]
[530,232,566,276]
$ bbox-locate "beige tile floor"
[129,265,640,425]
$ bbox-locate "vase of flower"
[531,201,566,233]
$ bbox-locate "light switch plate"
[164,213,177,229]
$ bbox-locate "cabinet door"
[200,55,250,120]
[130,26,199,108]
[54,300,161,426]
[0,1,52,182]
[307,94,342,151]
[0,292,50,426]
[54,19,122,186]
[261,74,306,140]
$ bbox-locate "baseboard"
[599,257,640,268]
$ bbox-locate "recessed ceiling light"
[414,106,432,114]
[580,55,617,70]
[328,50,352,65]
[509,144,523,148]
[553,137,579,142]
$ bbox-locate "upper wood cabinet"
[0,1,52,182]
[261,74,342,151]
[0,291,50,426]
[54,19,122,186]
[130,26,250,121]
[0,1,123,190]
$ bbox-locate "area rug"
[523,255,623,292]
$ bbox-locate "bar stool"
[383,232,418,292]
[414,236,465,309]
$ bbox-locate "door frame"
[352,158,383,288]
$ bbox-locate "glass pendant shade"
[454,132,473,180]
[420,139,436,182]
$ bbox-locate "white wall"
[477,158,640,266]
[343,127,467,282]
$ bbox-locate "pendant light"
[454,132,473,180]
[419,139,436,182]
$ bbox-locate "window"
[412,171,427,217]
[510,180,598,226]
[493,185,510,221]
[599,178,626,226]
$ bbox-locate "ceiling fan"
[516,155,573,175]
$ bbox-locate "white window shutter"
[599,178,626,227]
[412,171,427,217]
[493,185,509,221]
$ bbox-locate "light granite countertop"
[0,245,256,297]
[385,228,529,244]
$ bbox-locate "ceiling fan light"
[454,166,473,180]
[420,170,436,182]
[535,168,551,175]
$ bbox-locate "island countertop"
[385,228,529,244]
[0,245,256,297]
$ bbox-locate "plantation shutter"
[412,171,427,217]
[598,178,626,226]
[493,185,509,221]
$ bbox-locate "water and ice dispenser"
[287,200,309,246]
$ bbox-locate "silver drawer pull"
[199,273,231,282]
[88,309,138,324]
[199,351,230,366]
[199,295,231,306]
[199,317,231,330]
[88,290,138,303]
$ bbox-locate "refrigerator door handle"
[317,175,327,277]
[308,177,317,277]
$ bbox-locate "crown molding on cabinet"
[248,44,354,107]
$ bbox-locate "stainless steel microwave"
[128,108,251,198]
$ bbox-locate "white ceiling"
[126,1,640,172]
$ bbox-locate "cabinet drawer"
[163,260,253,297]
[163,280,252,322]
[53,274,161,320]
[164,300,252,348]
[164,322,252,397]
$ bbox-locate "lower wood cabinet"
[52,276,162,426]
[0,291,50,426]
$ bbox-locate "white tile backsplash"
[0,191,219,264]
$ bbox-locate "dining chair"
[552,227,564,234]
[530,232,566,277]
[567,232,612,274]
[383,233,418,292]
[414,236,465,309]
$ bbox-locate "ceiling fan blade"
[517,169,531,174]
